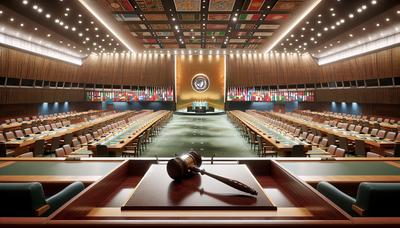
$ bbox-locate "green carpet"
[142,114,257,157]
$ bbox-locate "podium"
[122,164,276,210]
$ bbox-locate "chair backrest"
[32,139,45,157]
[300,132,308,139]
[50,123,57,130]
[63,133,73,145]
[79,136,87,144]
[62,145,73,155]
[319,138,328,148]
[93,132,99,139]
[348,124,355,131]
[55,122,63,128]
[338,137,349,151]
[312,136,321,144]
[17,118,23,122]
[55,148,65,157]
[306,134,314,142]
[377,117,383,122]
[354,125,362,133]
[85,134,94,142]
[376,130,386,139]
[49,137,60,151]
[334,148,346,157]
[327,145,337,155]
[45,125,52,131]
[385,132,396,141]
[366,152,381,157]
[355,182,400,216]
[354,140,366,157]
[95,145,109,157]
[15,130,24,138]
[72,139,81,148]
[370,129,379,136]
[0,182,47,216]
[0,134,5,143]
[24,128,33,136]
[383,119,389,123]
[291,145,305,157]
[5,131,16,141]
[38,126,46,132]
[294,128,301,137]
[361,127,369,134]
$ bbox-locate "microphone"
[166,151,258,196]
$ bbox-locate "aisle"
[142,114,256,157]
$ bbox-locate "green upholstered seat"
[0,181,84,217]
[317,181,400,217]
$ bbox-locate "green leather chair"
[0,181,84,217]
[317,181,400,217]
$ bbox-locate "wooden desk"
[4,111,136,155]
[229,111,310,155]
[1,157,400,226]
[88,111,172,155]
[264,111,396,154]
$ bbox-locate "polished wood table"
[229,111,310,156]
[88,111,172,156]
[1,157,400,227]
[264,111,396,154]
[4,111,136,155]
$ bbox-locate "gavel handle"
[190,167,258,195]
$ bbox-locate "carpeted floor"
[142,114,257,157]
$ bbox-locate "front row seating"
[317,181,400,217]
[0,181,84,217]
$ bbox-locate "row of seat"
[0,121,71,142]
[2,111,77,124]
[258,111,400,157]
[299,110,400,125]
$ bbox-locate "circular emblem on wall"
[191,74,210,93]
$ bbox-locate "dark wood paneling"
[0,46,174,86]
[314,88,400,104]
[227,46,400,87]
[0,88,85,104]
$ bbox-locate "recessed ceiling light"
[349,14,354,18]
[22,0,28,5]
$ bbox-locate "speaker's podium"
[122,164,276,210]
[187,101,215,113]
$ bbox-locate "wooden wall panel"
[0,46,174,86]
[227,46,400,86]
[0,88,85,104]
[314,88,400,104]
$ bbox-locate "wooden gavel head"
[167,151,202,180]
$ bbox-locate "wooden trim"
[0,161,15,168]
[386,161,400,169]
[87,207,312,218]
[298,175,400,183]
[352,204,365,217]
[0,175,103,183]
[35,204,50,217]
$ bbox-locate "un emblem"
[191,74,210,93]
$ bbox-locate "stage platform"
[175,109,225,115]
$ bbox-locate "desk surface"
[278,160,400,183]
[0,160,121,183]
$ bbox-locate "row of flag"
[226,87,315,102]
[86,87,174,102]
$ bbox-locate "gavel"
[166,151,258,195]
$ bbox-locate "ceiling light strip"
[79,0,135,53]
[264,0,322,53]
[0,32,82,65]
[318,31,400,65]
